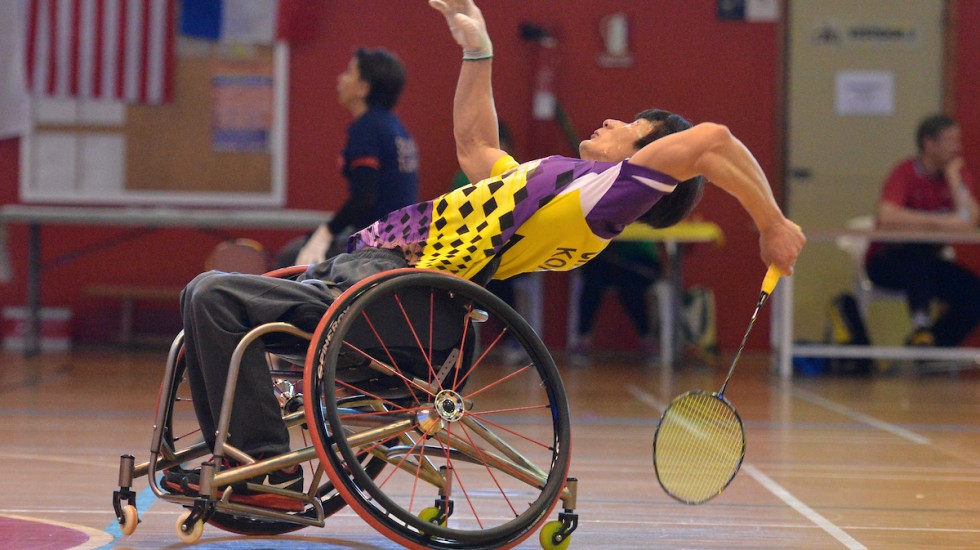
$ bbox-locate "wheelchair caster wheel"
[176,510,204,543]
[119,504,139,536]
[418,506,447,526]
[539,520,571,550]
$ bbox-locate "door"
[786,0,946,342]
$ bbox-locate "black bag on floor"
[826,293,873,375]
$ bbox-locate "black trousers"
[179,248,407,456]
[576,252,660,338]
[866,244,980,346]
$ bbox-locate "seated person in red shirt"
[866,114,980,346]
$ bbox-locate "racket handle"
[761,264,782,296]
[761,223,800,296]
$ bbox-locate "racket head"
[652,390,745,505]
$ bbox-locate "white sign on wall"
[835,70,895,116]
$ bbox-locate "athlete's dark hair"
[916,114,956,152]
[632,109,705,228]
[354,48,406,110]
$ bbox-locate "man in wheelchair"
[164,0,805,512]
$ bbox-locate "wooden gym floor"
[2,346,979,549]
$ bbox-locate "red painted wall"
[953,1,980,278]
[287,0,783,351]
[1,0,976,351]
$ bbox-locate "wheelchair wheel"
[305,270,572,549]
[160,344,385,536]
[159,346,195,454]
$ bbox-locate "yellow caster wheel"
[539,520,571,550]
[418,506,447,526]
[176,510,204,543]
[119,504,139,536]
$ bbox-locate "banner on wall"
[181,0,275,44]
[0,0,30,139]
[180,0,317,44]
[25,0,176,105]
[717,0,780,22]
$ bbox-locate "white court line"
[583,517,980,535]
[743,465,867,550]
[793,387,930,445]
[629,385,867,549]
[626,384,667,412]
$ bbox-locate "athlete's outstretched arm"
[430,0,506,182]
[631,123,805,274]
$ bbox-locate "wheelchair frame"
[113,267,579,549]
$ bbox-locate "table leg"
[665,240,682,369]
[566,271,582,350]
[773,274,794,379]
[26,223,41,357]
[515,272,544,336]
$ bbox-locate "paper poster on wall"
[211,60,274,152]
[835,70,894,116]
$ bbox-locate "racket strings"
[654,392,744,504]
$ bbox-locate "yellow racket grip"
[761,223,801,296]
[761,264,782,296]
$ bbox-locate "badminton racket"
[652,265,782,504]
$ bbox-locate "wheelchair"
[112,267,579,549]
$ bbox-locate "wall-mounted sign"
[212,60,274,152]
[812,22,920,48]
[835,70,894,116]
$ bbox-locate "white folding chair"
[835,215,906,317]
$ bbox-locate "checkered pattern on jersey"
[418,162,581,272]
[350,156,591,275]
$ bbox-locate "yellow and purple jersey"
[349,154,678,280]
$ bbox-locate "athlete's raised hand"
[429,0,492,60]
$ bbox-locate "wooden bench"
[84,240,268,345]
[85,284,182,345]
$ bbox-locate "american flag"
[26,0,175,105]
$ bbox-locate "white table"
[0,205,330,356]
[1,205,727,363]
[771,227,980,378]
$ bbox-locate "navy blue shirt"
[329,107,419,235]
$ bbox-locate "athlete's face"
[336,57,369,109]
[579,118,655,162]
[923,125,962,169]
